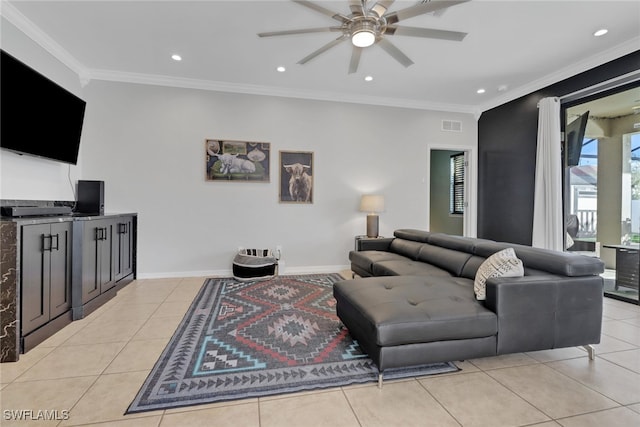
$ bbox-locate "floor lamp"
[360,195,385,238]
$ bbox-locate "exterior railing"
[576,209,597,236]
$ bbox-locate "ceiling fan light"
[352,30,375,47]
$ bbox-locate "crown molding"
[87,68,478,115]
[2,0,634,118]
[0,1,89,80]
[478,38,640,113]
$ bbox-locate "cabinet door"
[114,217,133,281]
[99,221,115,292]
[81,220,103,303]
[49,222,72,319]
[81,221,98,303]
[21,224,51,335]
[81,219,115,303]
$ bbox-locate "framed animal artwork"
[279,151,314,204]
[205,139,270,182]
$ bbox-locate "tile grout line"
[415,374,464,427]
[338,386,364,427]
[62,278,184,426]
[542,357,636,408]
[480,361,564,422]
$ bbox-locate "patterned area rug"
[127,273,458,413]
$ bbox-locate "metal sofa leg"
[378,373,383,389]
[583,344,596,360]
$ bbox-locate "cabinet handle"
[42,234,52,252]
[118,223,126,234]
[96,227,108,241]
[51,233,60,251]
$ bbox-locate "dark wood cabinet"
[114,216,134,283]
[1,212,137,361]
[20,222,72,347]
[72,214,137,320]
[81,219,115,304]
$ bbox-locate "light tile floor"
[1,274,640,427]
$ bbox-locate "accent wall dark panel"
[477,50,640,245]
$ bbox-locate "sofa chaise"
[333,229,605,386]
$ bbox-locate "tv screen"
[566,110,589,167]
[0,50,86,165]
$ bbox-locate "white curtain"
[532,97,563,251]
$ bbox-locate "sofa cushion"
[474,248,524,300]
[333,276,497,347]
[460,255,487,280]
[417,243,473,276]
[372,260,452,277]
[389,239,424,260]
[474,241,604,277]
[427,233,479,253]
[349,250,409,276]
[393,229,431,243]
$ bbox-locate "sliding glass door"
[563,84,640,305]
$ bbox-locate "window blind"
[450,153,465,215]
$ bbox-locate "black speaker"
[76,180,104,215]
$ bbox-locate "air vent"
[442,120,462,132]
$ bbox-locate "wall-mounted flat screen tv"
[0,50,86,165]
[565,110,589,167]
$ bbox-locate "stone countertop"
[602,244,640,250]
[0,212,137,225]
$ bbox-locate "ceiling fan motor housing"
[350,17,383,47]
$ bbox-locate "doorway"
[563,84,640,304]
[429,149,467,236]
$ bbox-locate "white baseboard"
[136,264,351,280]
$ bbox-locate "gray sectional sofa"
[333,229,605,385]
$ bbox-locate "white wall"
[1,16,477,278]
[79,81,477,277]
[0,18,83,201]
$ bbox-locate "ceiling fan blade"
[385,25,467,41]
[348,46,363,74]
[298,34,349,65]
[369,0,395,18]
[258,27,343,37]
[292,0,350,24]
[377,38,414,68]
[385,0,470,25]
[349,0,365,16]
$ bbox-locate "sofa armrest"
[357,237,394,251]
[484,275,603,354]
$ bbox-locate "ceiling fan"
[258,0,470,74]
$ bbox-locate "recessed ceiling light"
[593,29,608,37]
[276,66,286,72]
[171,54,182,61]
[364,75,373,82]
[477,88,486,94]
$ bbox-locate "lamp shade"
[360,195,385,213]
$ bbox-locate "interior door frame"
[426,143,477,238]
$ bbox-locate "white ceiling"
[3,0,640,114]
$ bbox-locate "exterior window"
[450,152,465,215]
[568,138,598,241]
